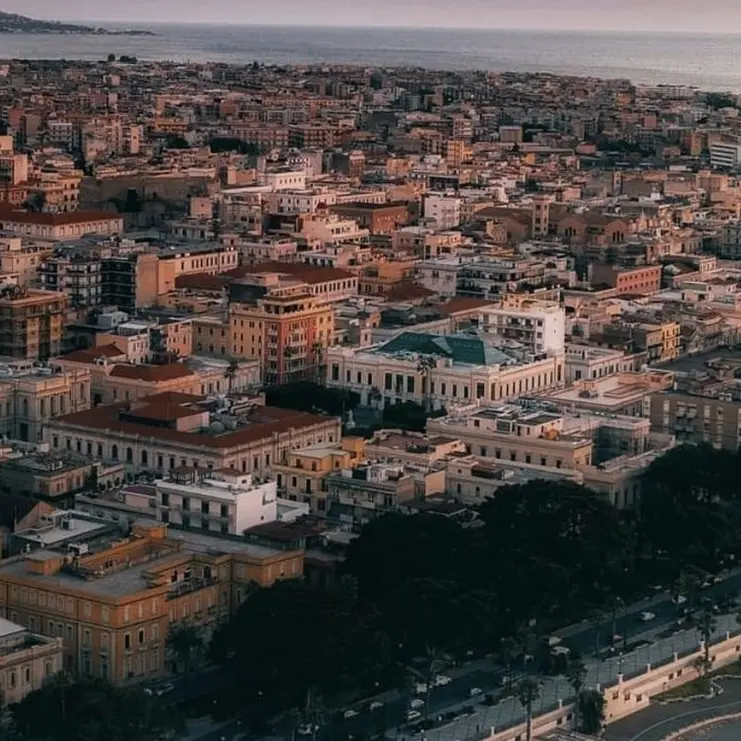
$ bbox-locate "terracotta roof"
[62,344,126,363]
[109,364,195,382]
[174,273,229,291]
[226,261,355,285]
[438,297,499,316]
[51,394,336,451]
[0,208,122,226]
[385,282,436,302]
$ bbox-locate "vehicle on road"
[368,701,383,712]
[297,724,319,736]
[701,576,719,589]
[413,682,428,695]
[640,611,656,622]
[406,710,422,722]
[672,594,687,605]
[469,687,482,697]
[343,710,359,719]
[433,674,452,686]
[409,698,425,710]
[143,682,175,697]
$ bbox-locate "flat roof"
[0,616,24,639]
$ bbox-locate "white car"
[406,710,422,722]
[297,724,318,736]
[343,709,359,719]
[369,701,383,712]
[672,594,688,605]
[433,674,452,686]
[469,687,483,697]
[409,698,425,709]
[640,611,656,622]
[413,682,428,695]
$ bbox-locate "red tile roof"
[174,274,229,291]
[62,344,126,364]
[0,208,123,226]
[51,395,337,451]
[226,261,355,285]
[438,297,499,316]
[109,364,195,382]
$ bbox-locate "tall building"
[39,254,102,308]
[230,282,335,385]
[101,253,159,310]
[0,287,67,361]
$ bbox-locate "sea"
[2,24,741,91]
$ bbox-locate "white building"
[710,142,741,170]
[155,469,277,536]
[478,300,565,356]
[326,331,565,410]
[259,169,307,191]
[423,193,462,229]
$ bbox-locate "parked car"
[701,576,719,590]
[640,611,656,622]
[433,674,452,686]
[409,698,425,710]
[368,701,383,712]
[144,683,174,697]
[413,682,428,695]
[672,594,688,605]
[406,710,422,722]
[343,710,359,720]
[297,724,318,736]
[469,687,483,697]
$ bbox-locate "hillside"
[0,10,155,35]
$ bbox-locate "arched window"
[126,447,133,463]
[111,445,119,461]
[141,450,148,466]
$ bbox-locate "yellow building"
[273,438,365,513]
[0,517,302,682]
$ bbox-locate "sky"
[6,0,741,32]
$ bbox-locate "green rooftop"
[376,332,518,367]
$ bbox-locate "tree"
[515,677,541,741]
[210,580,393,718]
[698,604,718,669]
[576,688,605,734]
[565,659,587,731]
[107,53,116,62]
[166,620,205,676]
[8,674,183,741]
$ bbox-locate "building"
[0,617,64,704]
[0,210,123,241]
[328,202,409,235]
[710,141,741,170]
[423,193,462,229]
[0,453,124,503]
[326,331,565,410]
[478,300,566,356]
[43,392,341,479]
[101,253,160,310]
[0,360,91,442]
[0,514,302,681]
[230,283,335,385]
[427,402,675,507]
[0,287,67,361]
[590,264,663,295]
[0,237,54,287]
[39,254,102,309]
[154,468,278,536]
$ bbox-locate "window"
[138,629,145,645]
[124,633,131,650]
[384,373,392,391]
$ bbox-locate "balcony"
[167,576,217,601]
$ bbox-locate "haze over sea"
[2,24,741,90]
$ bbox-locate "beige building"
[0,210,123,240]
[0,237,54,287]
[0,617,64,704]
[0,287,67,361]
[43,392,341,480]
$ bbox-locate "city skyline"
[7,0,741,33]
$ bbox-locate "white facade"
[155,470,277,535]
[259,169,307,191]
[710,142,741,170]
[478,302,565,356]
[423,193,462,229]
[415,259,461,297]
[326,344,565,410]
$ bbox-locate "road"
[172,567,741,741]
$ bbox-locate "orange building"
[230,282,335,385]
[0,286,67,361]
[0,517,302,681]
[591,264,663,295]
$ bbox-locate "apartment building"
[39,254,102,308]
[0,617,64,704]
[0,237,54,287]
[326,331,565,411]
[591,264,663,295]
[156,244,239,295]
[478,300,566,356]
[43,392,341,480]
[230,283,335,385]
[0,513,301,681]
[154,468,278,536]
[328,202,409,235]
[423,193,462,229]
[0,287,67,361]
[0,210,123,241]
[101,253,160,310]
[273,438,365,513]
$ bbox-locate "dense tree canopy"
[8,674,183,741]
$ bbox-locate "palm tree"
[565,659,586,731]
[515,677,541,741]
[692,655,712,694]
[166,621,205,676]
[577,688,606,734]
[698,604,717,670]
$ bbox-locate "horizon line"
[48,19,741,36]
